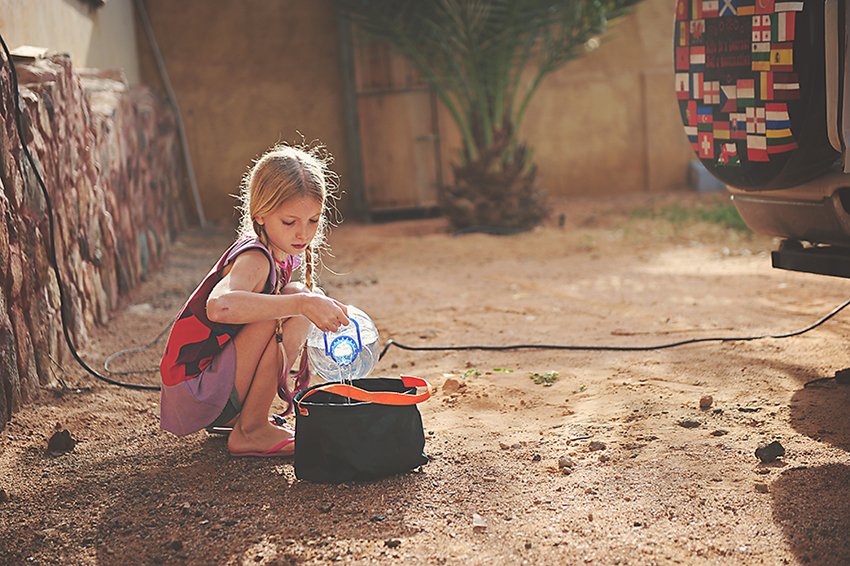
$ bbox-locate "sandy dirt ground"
[2,192,850,566]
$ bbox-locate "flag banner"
[760,71,774,100]
[755,0,774,13]
[685,126,699,150]
[691,45,706,71]
[746,106,766,134]
[678,21,690,46]
[773,72,800,100]
[719,0,737,16]
[737,0,755,14]
[770,12,795,41]
[699,131,715,159]
[720,84,737,112]
[718,143,741,166]
[677,47,690,70]
[702,0,719,18]
[691,72,705,99]
[747,134,769,161]
[774,2,803,11]
[730,113,747,139]
[704,80,720,104]
[688,99,698,126]
[692,0,704,19]
[736,78,755,106]
[770,42,793,72]
[697,105,714,132]
[714,121,731,139]
[752,42,771,71]
[676,73,691,99]
[676,0,690,20]
[690,19,706,45]
[752,15,771,42]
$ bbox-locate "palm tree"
[335,0,642,230]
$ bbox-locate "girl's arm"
[206,249,348,332]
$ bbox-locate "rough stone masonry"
[0,48,187,428]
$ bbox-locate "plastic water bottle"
[306,305,380,382]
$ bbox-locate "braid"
[303,245,315,291]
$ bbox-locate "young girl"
[159,143,349,458]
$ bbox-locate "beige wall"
[0,0,140,83]
[518,0,694,196]
[137,0,351,225]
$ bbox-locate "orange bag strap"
[297,375,432,410]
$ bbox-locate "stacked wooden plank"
[0,49,187,427]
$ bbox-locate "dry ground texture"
[2,192,850,566]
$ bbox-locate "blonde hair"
[236,142,339,412]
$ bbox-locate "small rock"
[385,539,401,548]
[755,483,769,493]
[524,541,533,549]
[370,515,386,523]
[472,513,487,533]
[319,502,334,513]
[499,442,510,450]
[699,395,714,409]
[678,419,701,429]
[167,539,183,551]
[711,429,729,437]
[442,378,461,395]
[46,429,76,455]
[755,440,785,463]
[558,456,574,469]
[588,441,606,451]
[0,489,9,503]
[531,454,542,462]
[599,454,610,462]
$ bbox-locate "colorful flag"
[702,0,719,17]
[771,43,793,72]
[773,72,800,100]
[690,20,706,45]
[766,103,797,153]
[752,16,771,42]
[721,84,737,112]
[704,81,720,105]
[747,107,766,134]
[675,0,690,20]
[737,78,755,106]
[747,134,769,161]
[760,72,774,100]
[714,121,730,139]
[692,0,703,19]
[730,113,747,139]
[676,73,690,100]
[692,72,705,99]
[719,0,737,16]
[677,47,690,70]
[737,0,755,14]
[771,12,795,41]
[775,1,803,10]
[685,126,699,151]
[688,99,698,126]
[697,106,713,132]
[718,143,741,166]
[699,131,715,159]
[678,22,689,46]
[755,0,774,13]
[691,46,706,71]
[752,42,771,71]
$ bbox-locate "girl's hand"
[301,293,349,333]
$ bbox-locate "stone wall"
[0,49,187,428]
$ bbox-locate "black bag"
[294,376,432,483]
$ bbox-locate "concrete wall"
[518,0,694,196]
[0,0,141,84]
[137,0,352,225]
